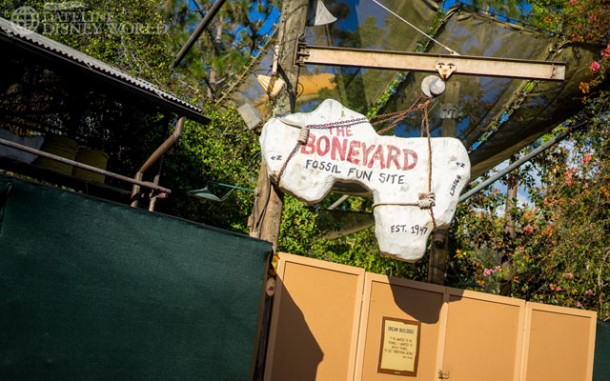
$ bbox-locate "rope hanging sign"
[259,98,470,262]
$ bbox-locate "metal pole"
[327,194,349,210]
[0,138,171,194]
[459,128,571,202]
[131,117,185,207]
[171,0,228,68]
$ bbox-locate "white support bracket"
[436,62,457,80]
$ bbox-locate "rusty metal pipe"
[459,127,571,202]
[148,156,164,212]
[130,117,185,207]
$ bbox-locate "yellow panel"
[523,303,597,381]
[356,273,446,381]
[442,290,525,381]
[265,254,365,381]
[265,254,598,381]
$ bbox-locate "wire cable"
[371,0,460,55]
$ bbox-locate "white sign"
[260,99,470,262]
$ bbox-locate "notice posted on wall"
[378,317,421,376]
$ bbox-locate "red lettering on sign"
[368,145,386,169]
[386,145,401,170]
[403,149,418,170]
[362,143,376,167]
[297,132,418,171]
[301,133,315,154]
[330,126,353,137]
[317,135,330,156]
[331,137,348,161]
[347,140,361,164]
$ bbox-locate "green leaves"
[450,103,610,318]
[164,0,279,99]
[441,0,609,319]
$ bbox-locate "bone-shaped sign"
[260,99,470,262]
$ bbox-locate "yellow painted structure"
[265,253,597,381]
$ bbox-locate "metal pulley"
[421,75,445,97]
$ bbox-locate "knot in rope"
[417,192,436,209]
[297,124,310,144]
[417,99,431,111]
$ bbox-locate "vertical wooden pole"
[250,2,309,379]
[505,154,519,241]
[428,82,460,284]
[250,0,309,248]
[249,0,309,250]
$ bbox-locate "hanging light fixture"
[189,181,254,202]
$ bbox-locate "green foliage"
[4,0,173,86]
[472,0,522,18]
[278,195,428,280]
[528,0,610,43]
[159,103,260,232]
[163,0,280,99]
[450,91,610,319]
[1,0,274,233]
[8,0,609,301]
[447,0,610,320]
[4,1,280,100]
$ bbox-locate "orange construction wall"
[265,253,597,381]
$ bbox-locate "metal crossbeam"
[299,45,566,81]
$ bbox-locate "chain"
[373,95,429,134]
[278,96,430,135]
[304,117,369,130]
[274,116,369,182]
[274,97,437,233]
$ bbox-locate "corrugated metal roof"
[0,17,209,125]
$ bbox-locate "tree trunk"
[501,154,519,296]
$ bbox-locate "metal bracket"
[436,63,456,80]
[296,36,309,67]
[439,104,461,119]
[438,369,450,379]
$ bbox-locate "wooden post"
[250,3,310,380]
[249,0,309,250]
[428,82,460,284]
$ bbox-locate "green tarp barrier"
[0,175,271,380]
[595,320,610,381]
